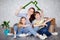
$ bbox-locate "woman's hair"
[19,17,26,24]
[35,11,40,16]
[28,7,35,14]
[29,7,35,23]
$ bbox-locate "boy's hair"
[35,11,40,16]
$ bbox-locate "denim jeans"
[13,24,39,36]
[37,21,51,36]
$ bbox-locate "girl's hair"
[19,17,26,24]
[29,7,35,23]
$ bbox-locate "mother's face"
[28,9,34,15]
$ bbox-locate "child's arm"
[33,24,46,27]
[44,18,52,24]
[18,24,31,28]
[18,24,26,28]
[42,23,47,27]
[33,24,41,27]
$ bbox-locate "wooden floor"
[0,27,60,40]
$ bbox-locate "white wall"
[0,0,60,27]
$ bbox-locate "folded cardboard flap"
[10,27,14,34]
[49,18,56,33]
[51,18,56,25]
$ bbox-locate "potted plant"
[1,21,10,36]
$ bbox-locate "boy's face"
[35,13,41,20]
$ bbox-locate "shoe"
[43,34,47,38]
[26,33,30,36]
[13,35,16,39]
[38,35,46,40]
[18,34,28,37]
[7,33,13,36]
[51,32,58,36]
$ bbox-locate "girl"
[14,17,47,39]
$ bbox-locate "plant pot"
[4,29,10,36]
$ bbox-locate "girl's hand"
[23,24,30,27]
[26,24,31,26]
[23,25,27,27]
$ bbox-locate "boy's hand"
[42,23,47,26]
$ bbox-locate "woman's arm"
[15,6,23,16]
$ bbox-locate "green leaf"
[0,21,10,29]
[1,24,4,28]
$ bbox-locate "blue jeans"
[13,24,39,36]
[37,21,51,36]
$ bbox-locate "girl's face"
[28,9,34,15]
[35,13,41,20]
[21,18,26,24]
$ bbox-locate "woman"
[13,7,35,38]
[15,7,35,23]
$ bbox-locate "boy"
[32,11,51,38]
